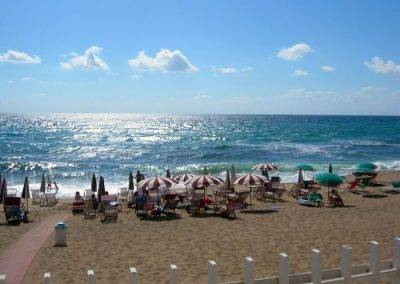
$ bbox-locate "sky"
[0,0,399,115]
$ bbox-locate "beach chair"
[135,195,150,217]
[100,195,118,222]
[84,189,92,199]
[3,197,23,225]
[84,199,97,219]
[31,189,42,205]
[328,189,344,207]
[188,188,207,215]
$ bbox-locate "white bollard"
[208,260,218,284]
[43,272,51,284]
[279,253,289,284]
[0,274,6,284]
[87,270,94,284]
[369,241,379,284]
[393,238,400,283]
[244,257,254,284]
[311,249,322,284]
[129,267,137,284]
[341,245,352,284]
[169,264,178,284]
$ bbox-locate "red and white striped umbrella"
[185,175,224,189]
[173,173,196,183]
[252,163,278,172]
[234,173,268,186]
[137,176,177,190]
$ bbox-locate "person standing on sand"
[47,176,52,189]
[135,170,141,184]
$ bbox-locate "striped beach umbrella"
[252,163,278,172]
[173,173,196,183]
[138,176,177,190]
[233,173,268,186]
[185,175,224,190]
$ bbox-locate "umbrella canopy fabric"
[353,167,376,176]
[173,173,196,183]
[329,164,333,173]
[128,172,134,190]
[295,164,315,171]
[40,173,46,193]
[233,173,268,186]
[138,176,177,190]
[252,163,278,172]
[315,173,344,187]
[21,176,30,199]
[97,176,105,202]
[225,170,231,190]
[91,173,97,192]
[0,177,6,204]
[185,175,224,189]
[230,164,236,182]
[166,169,171,178]
[356,162,377,170]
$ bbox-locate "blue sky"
[0,0,399,115]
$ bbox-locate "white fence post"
[87,270,94,284]
[341,245,352,284]
[208,260,218,284]
[244,257,254,284]
[311,249,322,284]
[369,241,379,284]
[0,274,6,284]
[43,272,51,284]
[279,253,289,284]
[393,237,400,284]
[129,267,137,284]
[169,264,178,284]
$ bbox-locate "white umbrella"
[137,176,177,190]
[173,173,196,184]
[252,163,278,171]
[234,173,268,186]
[185,175,224,190]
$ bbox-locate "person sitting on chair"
[75,191,83,201]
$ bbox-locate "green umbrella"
[392,181,400,189]
[353,167,376,177]
[356,162,377,170]
[315,173,344,187]
[295,164,315,171]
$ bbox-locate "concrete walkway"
[0,213,70,284]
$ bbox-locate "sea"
[1,113,400,197]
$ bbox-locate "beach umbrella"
[295,164,315,171]
[91,173,97,192]
[298,169,304,185]
[138,176,177,190]
[0,177,6,204]
[40,173,46,193]
[97,176,105,202]
[352,167,376,177]
[225,169,231,191]
[166,169,171,178]
[233,173,268,186]
[185,175,224,190]
[173,173,196,183]
[329,164,333,173]
[252,163,278,172]
[356,162,377,170]
[315,173,344,187]
[231,164,236,182]
[128,172,134,190]
[392,181,400,189]
[21,176,30,212]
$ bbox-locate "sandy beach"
[1,170,399,283]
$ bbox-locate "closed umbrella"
[225,169,231,191]
[203,167,209,175]
[97,176,105,203]
[91,173,97,192]
[315,173,344,187]
[0,177,6,204]
[298,169,304,185]
[128,172,134,190]
[329,164,333,173]
[21,176,30,212]
[231,164,236,182]
[40,173,46,193]
[166,169,171,178]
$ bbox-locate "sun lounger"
[188,189,206,214]
[135,195,150,216]
[3,197,23,225]
[84,199,97,219]
[100,194,118,222]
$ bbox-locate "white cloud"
[21,76,32,81]
[276,43,312,61]
[321,65,335,72]
[194,92,210,100]
[211,66,238,74]
[128,49,198,73]
[293,69,308,77]
[241,66,253,72]
[0,50,41,64]
[364,56,400,75]
[131,74,142,79]
[288,88,334,98]
[60,46,109,70]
